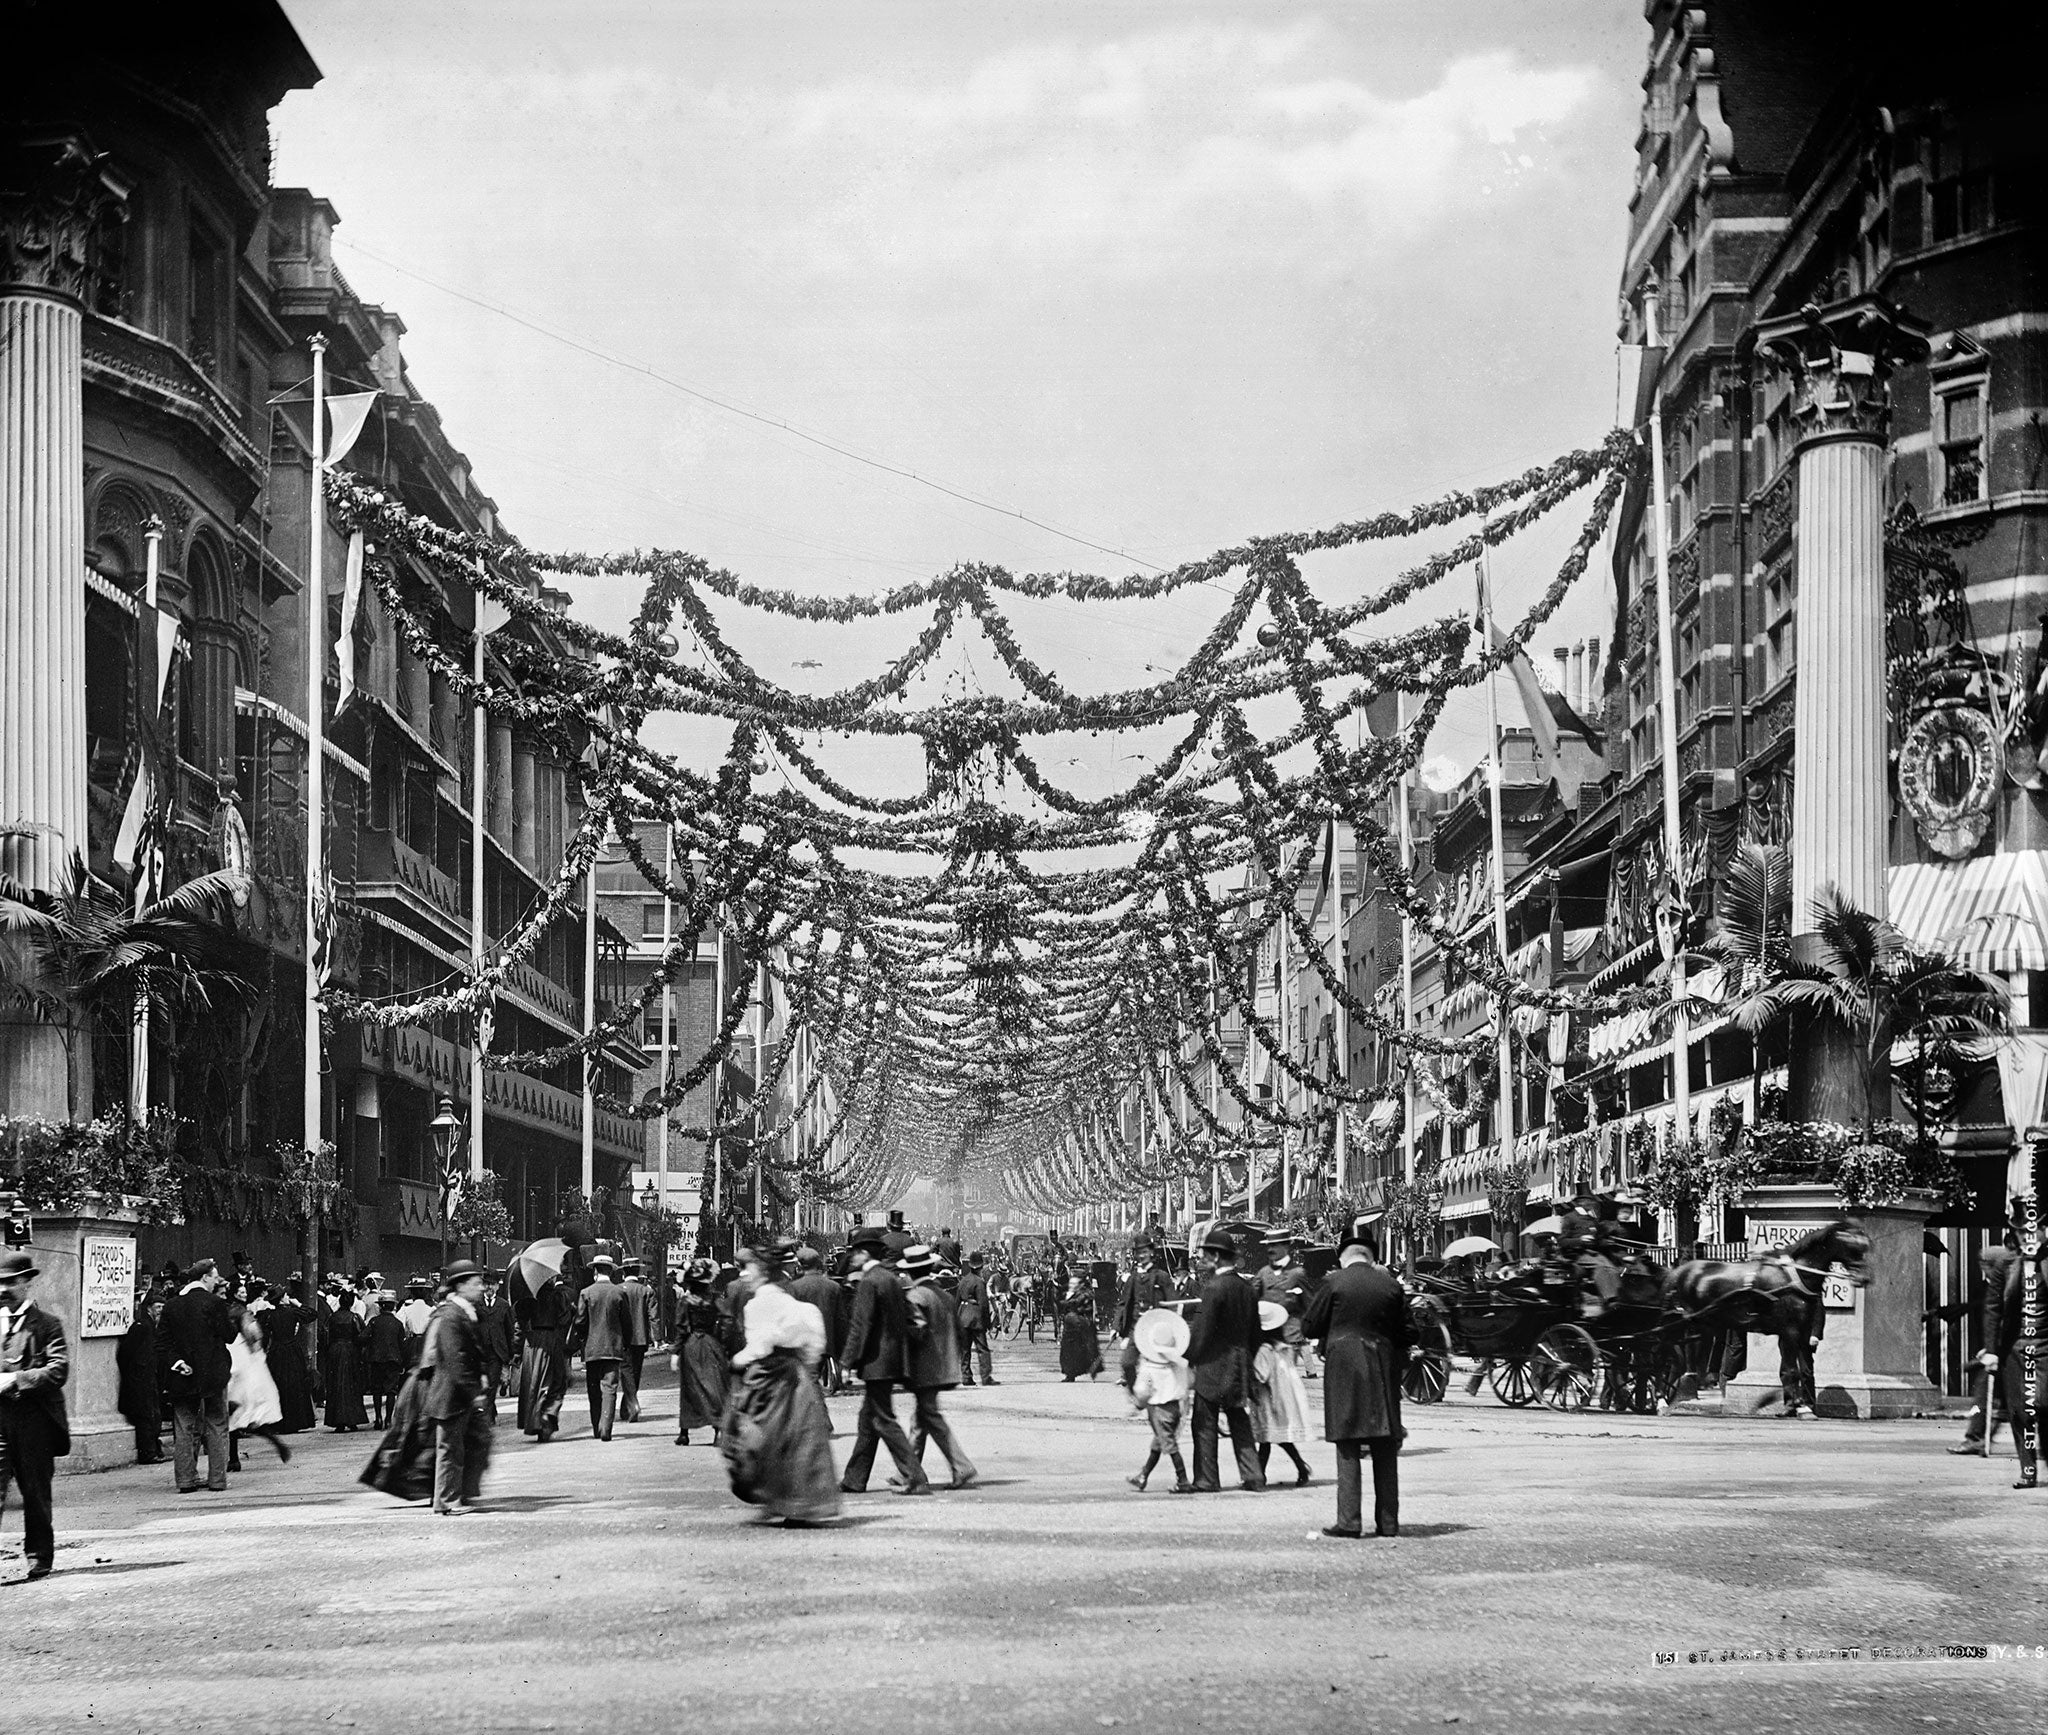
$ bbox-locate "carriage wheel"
[1404,1322,1452,1405]
[1489,1357,1539,1407]
[1647,1340,1689,1411]
[1532,1324,1602,1411]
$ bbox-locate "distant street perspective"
[3,3,2046,1730]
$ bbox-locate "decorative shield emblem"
[1898,703,2002,859]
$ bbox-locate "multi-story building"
[1291,5,2044,1402]
[2,2,644,1285]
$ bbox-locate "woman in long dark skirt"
[262,1281,318,1434]
[1059,1275,1104,1381]
[720,1244,839,1526]
[322,1293,368,1431]
[672,1267,730,1445]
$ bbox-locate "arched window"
[181,531,241,789]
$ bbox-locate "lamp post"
[431,1092,464,1273]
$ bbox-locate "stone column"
[1756,296,1928,1124]
[0,134,122,1118]
[512,733,538,869]
[487,720,514,849]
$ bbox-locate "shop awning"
[1436,928,1601,1030]
[1889,851,2048,972]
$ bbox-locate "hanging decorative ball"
[1256,623,1283,648]
[654,631,680,657]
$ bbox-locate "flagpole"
[1396,691,1417,1206]
[303,333,327,1175]
[581,852,597,1199]
[129,516,164,1126]
[468,612,489,1181]
[1479,550,1516,1164]
[657,820,674,1247]
[1644,287,1690,1242]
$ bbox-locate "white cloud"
[720,29,1597,280]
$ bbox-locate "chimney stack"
[1553,646,1569,699]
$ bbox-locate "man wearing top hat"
[572,1254,635,1441]
[1303,1223,1411,1538]
[420,1260,493,1515]
[1258,1233,1311,1348]
[954,1251,996,1387]
[0,1249,70,1579]
[837,1224,931,1495]
[1180,1229,1266,1493]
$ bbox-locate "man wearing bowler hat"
[837,1224,930,1495]
[1303,1222,1411,1537]
[0,1250,69,1580]
[1180,1228,1265,1493]
[420,1260,493,1515]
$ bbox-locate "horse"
[1659,1220,1873,1415]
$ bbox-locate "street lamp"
[431,1093,464,1271]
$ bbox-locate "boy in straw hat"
[1126,1307,1193,1493]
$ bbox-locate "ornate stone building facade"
[2,3,643,1281]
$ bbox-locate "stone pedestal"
[22,1203,148,1473]
[1724,1183,1942,1418]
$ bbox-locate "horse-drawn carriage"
[1404,1260,1683,1411]
[1400,1219,1874,1414]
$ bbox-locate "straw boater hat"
[1257,1300,1289,1333]
[1132,1306,1189,1360]
[898,1243,940,1277]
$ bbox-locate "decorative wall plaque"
[1898,703,2003,858]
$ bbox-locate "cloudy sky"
[274,1,1647,787]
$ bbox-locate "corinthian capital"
[0,130,129,304]
[1754,294,1929,445]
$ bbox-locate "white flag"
[325,391,380,468]
[336,530,366,713]
[113,605,182,871]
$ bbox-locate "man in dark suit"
[420,1260,493,1515]
[956,1252,997,1387]
[0,1250,70,1580]
[899,1245,978,1488]
[616,1259,655,1423]
[159,1258,235,1493]
[572,1254,634,1440]
[787,1246,845,1395]
[1181,1228,1265,1493]
[837,1225,930,1495]
[1303,1225,1412,1538]
[1116,1237,1177,1388]
[476,1271,519,1404]
[1980,1215,2041,1489]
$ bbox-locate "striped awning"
[1889,851,2048,972]
[1436,929,1601,1030]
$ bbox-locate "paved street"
[8,1340,2042,1735]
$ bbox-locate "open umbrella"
[1522,1215,1565,1239]
[1442,1235,1500,1260]
[508,1237,572,1307]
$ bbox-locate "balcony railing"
[358,825,466,933]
